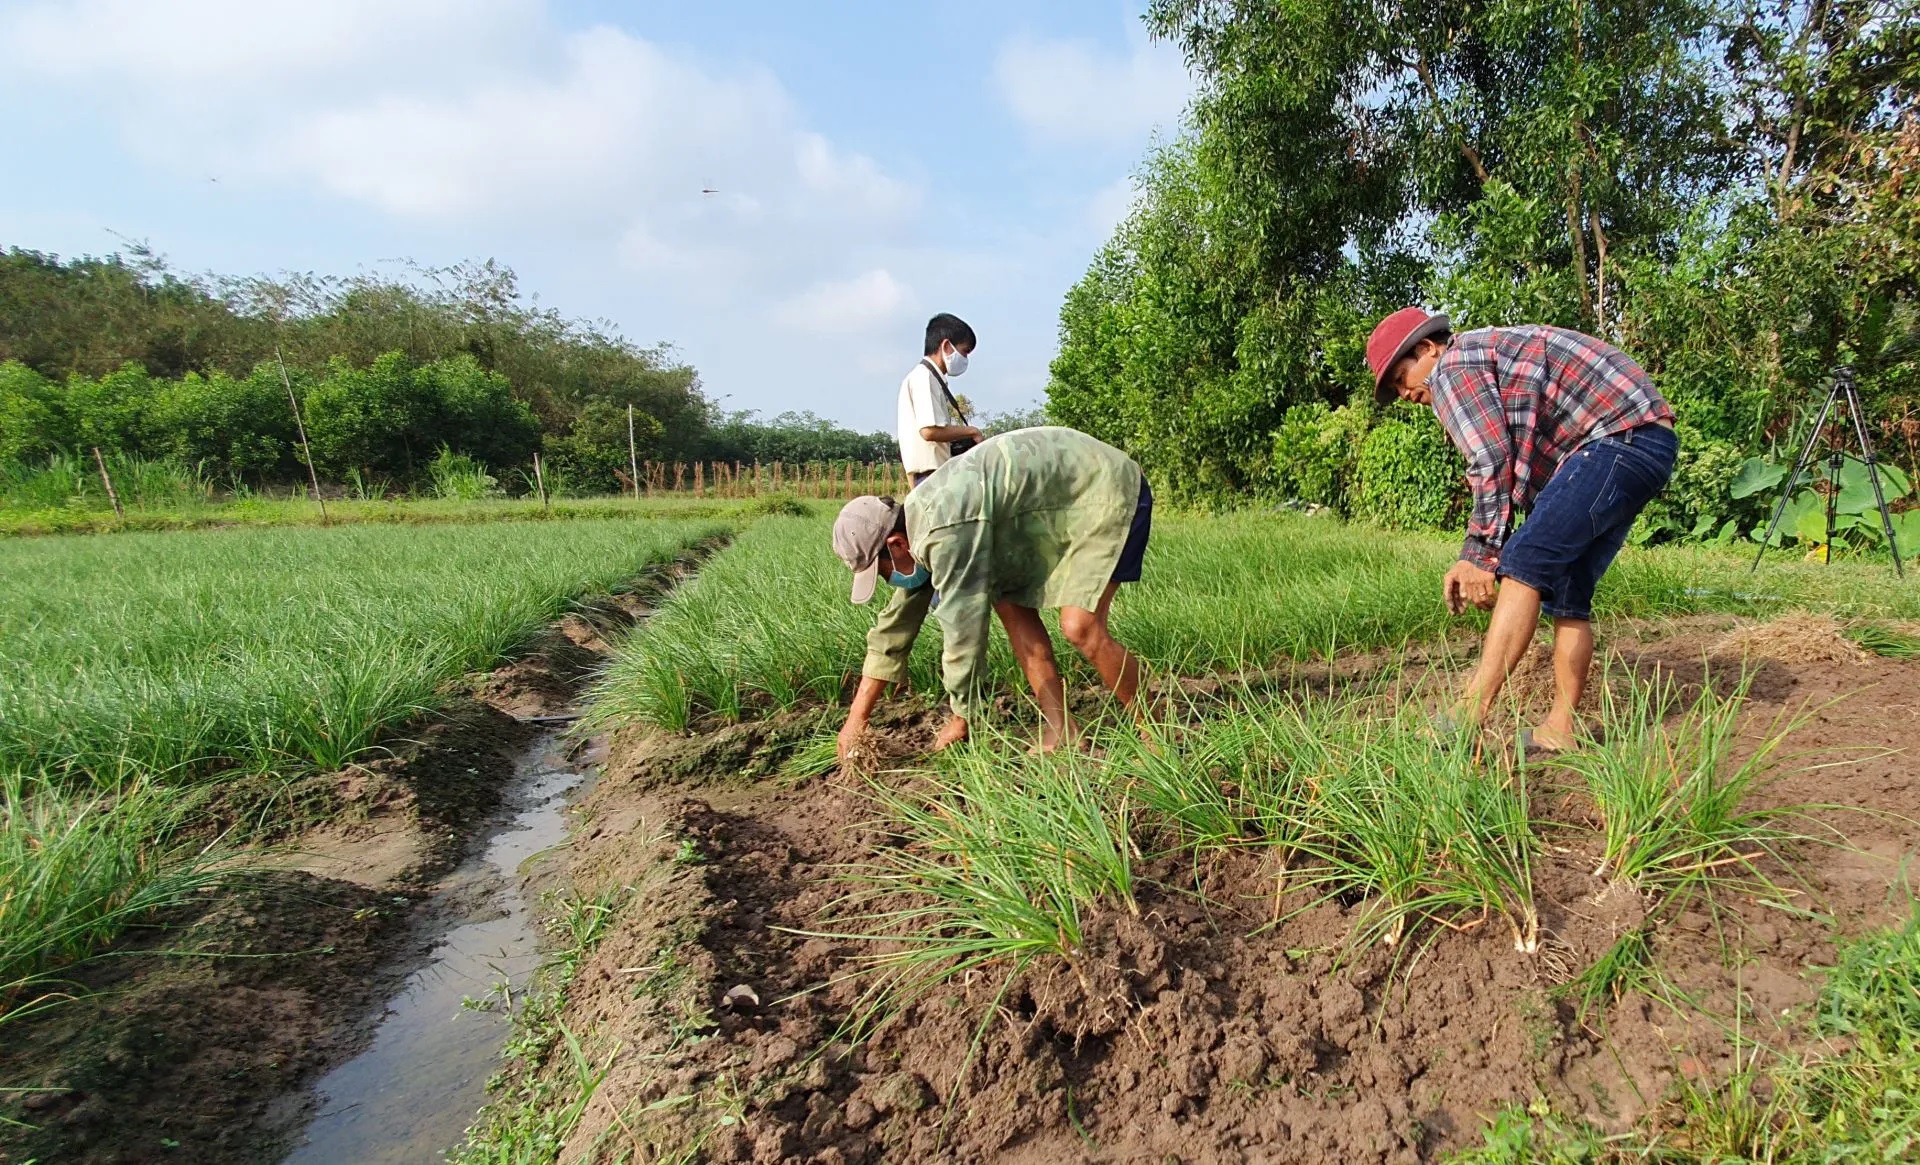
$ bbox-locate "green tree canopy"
[1052,0,1920,510]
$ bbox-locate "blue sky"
[0,0,1191,433]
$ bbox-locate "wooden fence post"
[276,347,328,525]
[627,405,640,501]
[91,447,125,520]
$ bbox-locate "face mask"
[944,347,969,378]
[888,562,931,590]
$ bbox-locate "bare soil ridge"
[529,615,1920,1164]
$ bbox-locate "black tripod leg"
[1825,451,1842,565]
[1843,380,1906,578]
[1753,384,1839,572]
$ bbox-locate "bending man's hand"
[837,676,893,763]
[836,715,869,764]
[1443,560,1499,615]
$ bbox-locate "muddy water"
[279,731,592,1165]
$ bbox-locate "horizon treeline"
[0,246,894,493]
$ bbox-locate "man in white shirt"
[897,313,983,487]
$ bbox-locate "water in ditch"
[279,730,591,1165]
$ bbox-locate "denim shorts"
[1497,424,1677,620]
[1110,475,1154,584]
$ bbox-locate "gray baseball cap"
[832,496,900,604]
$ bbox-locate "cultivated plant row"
[598,512,1920,735]
[826,672,1809,1029]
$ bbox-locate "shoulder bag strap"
[919,358,968,424]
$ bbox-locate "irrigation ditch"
[0,554,713,1165]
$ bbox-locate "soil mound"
[529,633,1920,1164]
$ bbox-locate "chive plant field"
[1,516,724,1012]
[9,504,1920,1163]
[546,508,1920,1162]
[595,510,1920,732]
[1,519,727,782]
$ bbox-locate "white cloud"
[1,0,535,93]
[0,1,920,300]
[773,269,915,336]
[993,32,1190,148]
[0,1,1107,432]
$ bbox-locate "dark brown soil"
[0,590,663,1165]
[522,614,1920,1165]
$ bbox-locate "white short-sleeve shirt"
[896,360,957,475]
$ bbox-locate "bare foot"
[931,715,969,752]
[1525,723,1578,752]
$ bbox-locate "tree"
[1053,0,1920,510]
[546,399,665,493]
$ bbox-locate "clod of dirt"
[1713,612,1871,664]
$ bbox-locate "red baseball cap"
[1367,307,1451,405]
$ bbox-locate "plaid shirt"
[1429,326,1673,571]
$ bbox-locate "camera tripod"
[1752,366,1904,576]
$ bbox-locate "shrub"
[420,354,540,472]
[429,447,500,501]
[1269,402,1367,510]
[1348,411,1467,530]
[146,367,297,482]
[545,399,665,494]
[0,362,67,463]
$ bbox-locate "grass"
[1555,924,1658,1023]
[1847,619,1920,658]
[814,738,1139,1036]
[1122,688,1541,953]
[1287,707,1539,953]
[589,516,920,732]
[0,515,724,1020]
[594,509,1920,732]
[1450,901,1920,1163]
[815,684,1553,1043]
[0,491,752,538]
[0,773,234,1023]
[804,659,1845,1070]
[1562,669,1815,896]
[0,517,727,785]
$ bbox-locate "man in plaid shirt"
[1367,308,1677,752]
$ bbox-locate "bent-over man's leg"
[1463,424,1676,745]
[1536,618,1595,750]
[1058,581,1145,709]
[1461,579,1544,720]
[995,599,1073,750]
